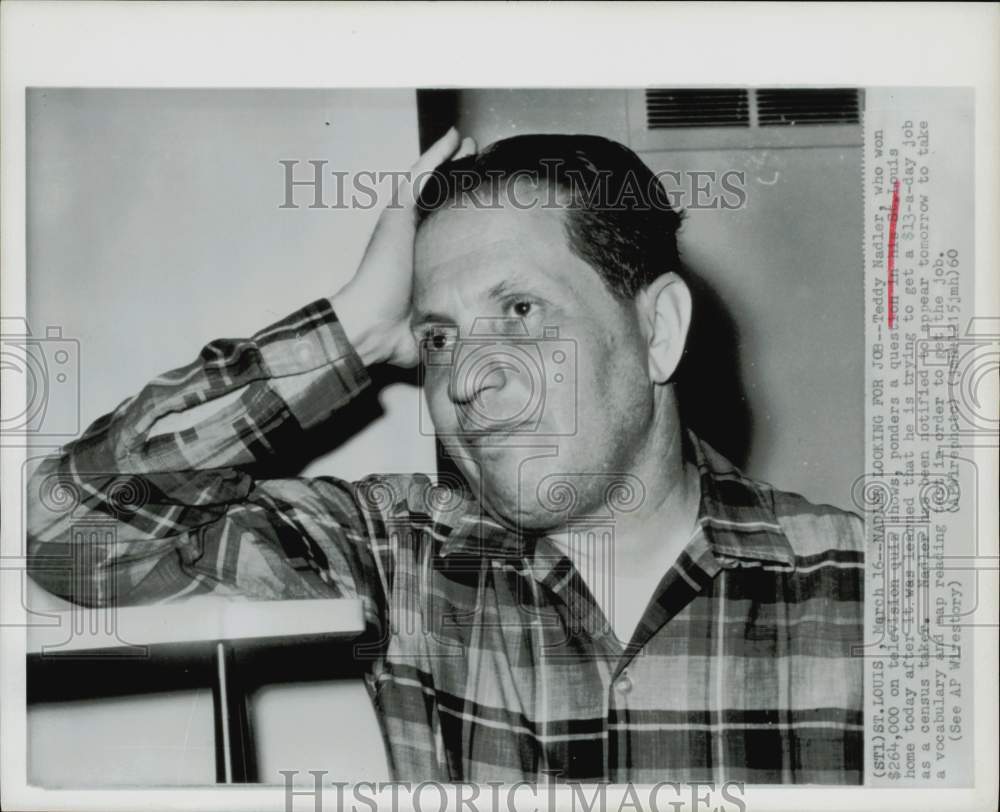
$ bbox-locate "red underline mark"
[887,179,901,329]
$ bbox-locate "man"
[27,129,864,784]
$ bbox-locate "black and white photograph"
[21,85,868,788]
[1,4,996,812]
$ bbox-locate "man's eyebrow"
[485,274,551,301]
[410,309,454,328]
[411,273,554,327]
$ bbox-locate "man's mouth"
[463,428,526,447]
[459,419,536,447]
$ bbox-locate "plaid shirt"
[27,298,864,784]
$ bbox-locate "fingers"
[453,136,478,161]
[413,126,461,175]
[413,129,478,174]
[409,129,479,203]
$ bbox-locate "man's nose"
[447,351,515,406]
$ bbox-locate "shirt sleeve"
[25,298,389,624]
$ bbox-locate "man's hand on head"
[331,128,477,368]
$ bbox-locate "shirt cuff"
[255,298,372,430]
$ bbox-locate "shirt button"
[614,673,633,695]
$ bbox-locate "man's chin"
[474,474,571,534]
[477,497,566,535]
[445,446,577,533]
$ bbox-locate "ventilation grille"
[632,87,863,150]
[645,89,750,129]
[756,88,860,126]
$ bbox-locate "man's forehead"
[415,233,534,282]
[414,204,572,291]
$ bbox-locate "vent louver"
[645,89,750,129]
[756,88,860,126]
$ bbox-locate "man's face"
[413,191,658,532]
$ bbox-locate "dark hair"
[415,134,684,299]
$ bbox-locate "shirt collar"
[687,431,795,569]
[437,506,524,560]
[437,431,795,570]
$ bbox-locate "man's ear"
[638,272,692,384]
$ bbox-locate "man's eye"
[511,300,533,318]
[425,327,457,350]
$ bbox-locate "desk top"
[26,597,366,656]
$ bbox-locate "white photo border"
[2,2,997,811]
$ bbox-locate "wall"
[26,88,413,785]
[450,88,864,510]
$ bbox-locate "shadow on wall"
[675,267,752,468]
[417,89,460,152]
